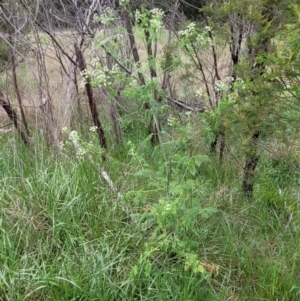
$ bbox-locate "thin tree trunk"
[144,29,157,79]
[121,10,160,145]
[62,57,76,129]
[74,43,108,155]
[26,21,61,149]
[104,56,122,146]
[121,10,145,85]
[0,91,30,146]
[39,93,60,149]
[109,98,122,145]
[209,132,219,155]
[242,132,260,197]
[144,29,160,146]
[210,18,244,157]
[4,7,30,137]
[9,41,30,137]
[241,1,277,197]
[219,131,225,161]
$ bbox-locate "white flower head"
[119,0,129,7]
[178,22,196,37]
[135,10,141,23]
[215,80,229,92]
[167,115,177,127]
[89,126,98,132]
[76,147,86,159]
[195,88,203,98]
[150,8,164,17]
[69,130,79,143]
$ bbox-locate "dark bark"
[105,57,122,145]
[3,7,31,137]
[144,29,157,79]
[187,42,213,108]
[230,15,244,78]
[9,45,30,136]
[219,131,225,161]
[110,99,122,145]
[0,91,30,146]
[210,16,244,157]
[241,2,278,197]
[209,133,218,155]
[242,132,260,197]
[74,43,108,156]
[121,10,145,85]
[144,29,160,146]
[209,130,225,159]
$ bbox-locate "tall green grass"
[1,131,300,301]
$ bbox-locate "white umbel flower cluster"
[167,115,177,127]
[89,126,98,132]
[81,65,119,88]
[149,8,164,33]
[215,77,235,92]
[119,0,129,7]
[68,130,86,159]
[178,22,214,47]
[135,8,165,33]
[178,22,196,37]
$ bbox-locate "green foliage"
[178,22,214,54]
[2,1,300,300]
[2,125,300,300]
[160,42,182,72]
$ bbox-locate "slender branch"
[18,0,77,65]
[74,43,108,155]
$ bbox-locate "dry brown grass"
[0,32,85,132]
[0,28,233,134]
